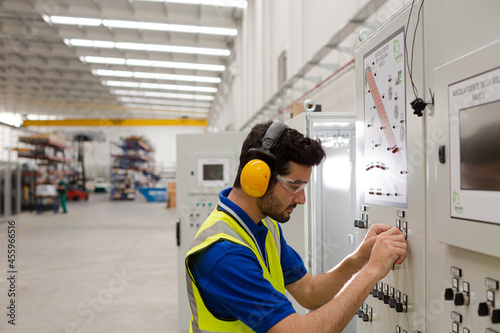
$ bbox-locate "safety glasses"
[276,175,307,194]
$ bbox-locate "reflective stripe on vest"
[185,207,285,333]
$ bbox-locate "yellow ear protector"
[240,121,288,197]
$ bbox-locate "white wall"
[212,0,410,131]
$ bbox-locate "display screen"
[203,164,224,181]
[459,100,500,191]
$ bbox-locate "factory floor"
[0,193,185,333]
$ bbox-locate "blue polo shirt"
[188,187,307,333]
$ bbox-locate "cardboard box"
[289,103,322,119]
[34,133,66,144]
[166,182,177,208]
[289,103,304,118]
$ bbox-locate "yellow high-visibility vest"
[185,207,286,333]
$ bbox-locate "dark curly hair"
[233,121,325,189]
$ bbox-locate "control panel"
[354,2,425,332]
[427,38,500,333]
[355,1,500,332]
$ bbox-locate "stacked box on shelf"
[15,133,77,212]
[110,136,156,201]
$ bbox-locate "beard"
[257,190,296,223]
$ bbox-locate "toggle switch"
[383,283,390,304]
[389,298,397,308]
[388,287,396,308]
[454,282,470,306]
[354,213,368,229]
[454,292,467,306]
[396,293,408,313]
[478,302,489,317]
[377,282,384,300]
[395,301,407,313]
[492,308,500,324]
[357,303,365,318]
[362,306,373,322]
[444,288,454,301]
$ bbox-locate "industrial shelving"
[15,133,78,212]
[110,136,156,201]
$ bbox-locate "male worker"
[57,175,68,214]
[186,121,407,333]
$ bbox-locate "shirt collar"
[218,187,265,235]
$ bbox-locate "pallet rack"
[110,136,156,201]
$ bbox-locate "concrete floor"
[0,193,184,333]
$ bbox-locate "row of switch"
[357,303,372,322]
[396,326,422,333]
[372,281,408,313]
[478,277,500,323]
[353,209,408,241]
[444,266,500,328]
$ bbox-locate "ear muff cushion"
[240,159,271,198]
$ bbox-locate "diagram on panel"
[363,28,408,207]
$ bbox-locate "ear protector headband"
[240,121,288,197]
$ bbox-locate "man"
[186,121,407,333]
[57,175,68,213]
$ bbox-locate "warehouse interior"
[1,0,500,332]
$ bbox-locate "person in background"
[185,120,407,333]
[57,175,68,214]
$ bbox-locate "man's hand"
[352,224,393,266]
[366,227,407,278]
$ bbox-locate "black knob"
[372,289,378,298]
[395,302,406,313]
[362,313,371,322]
[353,220,360,227]
[383,294,390,304]
[492,309,500,324]
[378,292,384,301]
[444,288,454,301]
[389,298,396,308]
[357,309,364,318]
[454,293,465,306]
[477,302,489,317]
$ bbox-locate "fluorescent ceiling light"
[102,80,217,93]
[48,16,101,26]
[26,114,60,121]
[81,56,225,72]
[68,39,230,56]
[110,89,215,100]
[123,103,209,113]
[103,20,237,36]
[47,16,237,36]
[117,97,211,108]
[92,69,221,84]
[133,0,247,8]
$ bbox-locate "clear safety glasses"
[276,175,308,194]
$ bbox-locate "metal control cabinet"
[427,40,500,333]
[176,131,247,332]
[354,2,426,332]
[355,1,500,332]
